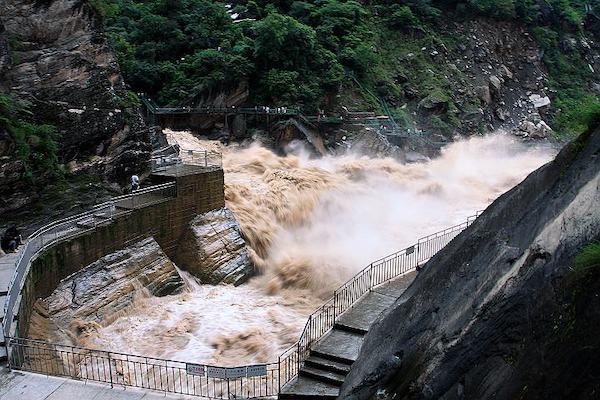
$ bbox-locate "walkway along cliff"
[339,122,600,399]
[2,160,224,345]
[0,146,493,399]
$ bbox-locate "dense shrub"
[92,0,599,134]
[0,95,60,182]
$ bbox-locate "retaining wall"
[15,168,224,337]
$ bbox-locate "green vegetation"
[573,242,600,276]
[531,26,600,138]
[0,95,61,182]
[91,0,600,135]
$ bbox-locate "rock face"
[347,129,407,161]
[176,207,254,286]
[340,124,600,399]
[43,237,184,328]
[0,0,151,215]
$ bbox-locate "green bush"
[387,5,422,30]
[554,96,600,138]
[468,0,515,19]
[573,243,600,275]
[0,95,60,182]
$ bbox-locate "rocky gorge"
[340,120,600,399]
[0,0,150,221]
[0,0,599,398]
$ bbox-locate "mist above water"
[37,131,556,366]
[220,133,555,297]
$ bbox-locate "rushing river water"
[35,131,556,366]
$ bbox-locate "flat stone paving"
[372,272,416,298]
[336,292,397,333]
[0,251,20,326]
[335,271,417,335]
[0,252,18,294]
[0,367,200,400]
[312,330,364,363]
[278,375,339,399]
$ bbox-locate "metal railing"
[2,182,177,338]
[5,211,481,399]
[152,148,222,172]
[277,212,482,391]
[8,338,279,399]
[141,95,299,117]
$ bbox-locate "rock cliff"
[340,122,600,399]
[176,207,255,286]
[0,0,151,216]
[36,237,184,333]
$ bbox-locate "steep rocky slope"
[340,121,600,399]
[0,0,151,217]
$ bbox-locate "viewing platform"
[0,139,481,399]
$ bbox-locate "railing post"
[333,292,337,322]
[107,351,114,388]
[278,356,281,394]
[5,335,11,371]
[297,342,300,375]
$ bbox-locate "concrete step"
[334,321,369,335]
[279,375,339,399]
[299,365,345,387]
[311,329,364,364]
[335,291,396,334]
[305,355,351,375]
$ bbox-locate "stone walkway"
[0,367,199,400]
[0,250,20,360]
[280,271,416,399]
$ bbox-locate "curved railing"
[4,207,482,398]
[2,182,177,338]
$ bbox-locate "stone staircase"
[280,272,416,399]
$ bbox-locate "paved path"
[0,250,21,360]
[0,367,200,400]
[280,271,416,399]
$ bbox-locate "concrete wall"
[15,168,224,337]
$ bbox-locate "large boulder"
[43,237,184,329]
[346,129,406,161]
[341,124,600,399]
[176,207,254,286]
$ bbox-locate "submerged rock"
[176,207,254,286]
[45,237,184,328]
[347,129,406,161]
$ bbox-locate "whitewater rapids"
[40,131,556,366]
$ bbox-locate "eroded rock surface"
[176,207,254,286]
[341,124,600,399]
[43,237,183,329]
[0,0,151,216]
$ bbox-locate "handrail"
[4,202,482,398]
[277,211,483,390]
[152,147,222,171]
[2,182,178,338]
[139,94,419,138]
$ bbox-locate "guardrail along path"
[280,272,416,399]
